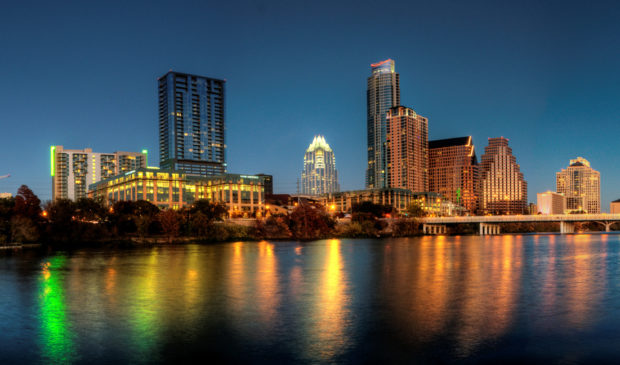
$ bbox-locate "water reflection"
[39,256,76,364]
[8,235,620,363]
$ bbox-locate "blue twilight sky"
[1,0,620,209]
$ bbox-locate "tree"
[74,197,106,222]
[289,204,334,240]
[406,201,426,218]
[159,209,180,243]
[191,200,228,223]
[0,197,15,243]
[14,185,41,219]
[352,201,394,218]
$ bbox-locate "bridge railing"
[419,214,620,224]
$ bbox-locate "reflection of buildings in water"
[304,239,351,362]
[256,241,279,324]
[39,256,76,364]
[455,235,522,357]
[562,234,607,328]
[227,241,246,317]
[128,248,162,361]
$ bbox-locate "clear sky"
[1,0,619,209]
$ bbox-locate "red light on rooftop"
[371,59,393,67]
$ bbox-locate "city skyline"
[2,1,620,210]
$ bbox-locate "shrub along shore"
[1,185,605,248]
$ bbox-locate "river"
[1,234,619,363]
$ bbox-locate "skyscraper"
[429,136,478,212]
[386,106,428,192]
[556,157,600,213]
[51,146,146,201]
[301,136,339,195]
[366,59,400,189]
[158,71,225,176]
[479,137,527,214]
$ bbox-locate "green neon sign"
[50,146,56,177]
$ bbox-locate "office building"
[366,59,400,189]
[479,137,528,214]
[429,136,478,212]
[51,146,146,201]
[89,168,266,217]
[301,135,339,195]
[611,199,620,214]
[321,188,414,214]
[537,191,566,215]
[256,174,273,195]
[158,71,226,176]
[386,106,428,192]
[556,157,600,213]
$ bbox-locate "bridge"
[418,214,620,235]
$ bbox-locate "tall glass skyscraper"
[366,59,400,188]
[556,157,600,213]
[301,136,339,195]
[158,71,226,176]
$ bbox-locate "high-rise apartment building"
[158,71,226,176]
[429,136,478,212]
[479,137,527,214]
[556,157,600,213]
[301,136,339,195]
[366,59,400,189]
[386,106,428,192]
[51,146,146,201]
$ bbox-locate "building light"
[50,146,56,176]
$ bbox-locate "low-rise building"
[611,199,620,214]
[320,188,415,214]
[0,193,11,199]
[537,191,566,215]
[88,168,266,217]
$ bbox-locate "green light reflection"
[39,255,76,364]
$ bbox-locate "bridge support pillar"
[560,221,575,234]
[605,222,613,232]
[423,224,447,235]
[479,223,500,236]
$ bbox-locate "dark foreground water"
[2,235,620,364]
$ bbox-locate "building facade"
[301,136,339,195]
[51,146,146,201]
[536,191,566,215]
[366,59,400,189]
[256,174,273,195]
[610,199,620,214]
[386,106,428,192]
[556,157,600,213]
[320,188,414,214]
[429,136,478,212]
[158,71,226,176]
[479,137,528,214]
[89,168,266,217]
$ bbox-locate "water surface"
[1,234,620,363]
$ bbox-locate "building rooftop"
[429,136,471,149]
[306,135,332,152]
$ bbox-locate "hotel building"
[301,136,339,195]
[158,71,226,176]
[479,137,528,214]
[51,146,146,201]
[536,191,566,215]
[610,199,620,214]
[556,157,600,213]
[429,136,478,212]
[89,168,266,217]
[320,188,414,214]
[366,59,400,189]
[386,106,428,192]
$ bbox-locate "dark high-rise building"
[158,71,226,176]
[256,174,273,195]
[429,136,479,212]
[479,137,527,214]
[366,59,400,189]
[386,106,428,192]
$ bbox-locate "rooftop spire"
[307,135,332,152]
